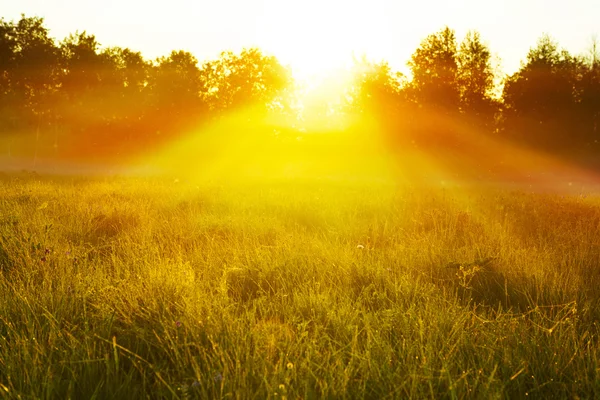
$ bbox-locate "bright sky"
[5,0,599,79]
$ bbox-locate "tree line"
[350,27,600,165]
[1,15,599,166]
[0,15,293,162]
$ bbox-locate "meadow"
[1,172,600,399]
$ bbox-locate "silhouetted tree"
[60,32,106,130]
[0,15,64,163]
[145,50,207,139]
[579,38,600,158]
[0,18,17,134]
[407,27,460,114]
[346,56,411,145]
[457,31,498,132]
[0,16,61,132]
[503,35,585,152]
[98,47,150,125]
[348,57,403,114]
[201,48,292,116]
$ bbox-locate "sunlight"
[5,3,600,398]
[254,0,394,81]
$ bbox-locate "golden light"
[254,0,397,81]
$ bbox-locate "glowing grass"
[1,175,600,398]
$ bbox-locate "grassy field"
[1,173,600,399]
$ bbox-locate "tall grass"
[1,174,599,398]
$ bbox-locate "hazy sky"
[5,0,599,78]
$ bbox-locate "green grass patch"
[0,175,599,398]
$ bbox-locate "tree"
[579,37,600,156]
[346,56,408,142]
[0,15,64,163]
[145,50,208,137]
[407,27,460,114]
[201,48,292,116]
[59,33,154,157]
[59,31,106,131]
[502,35,585,151]
[0,18,17,134]
[348,56,403,114]
[97,47,149,122]
[0,16,61,131]
[456,30,498,130]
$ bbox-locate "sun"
[263,29,356,82]
[253,0,392,81]
[248,0,401,126]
